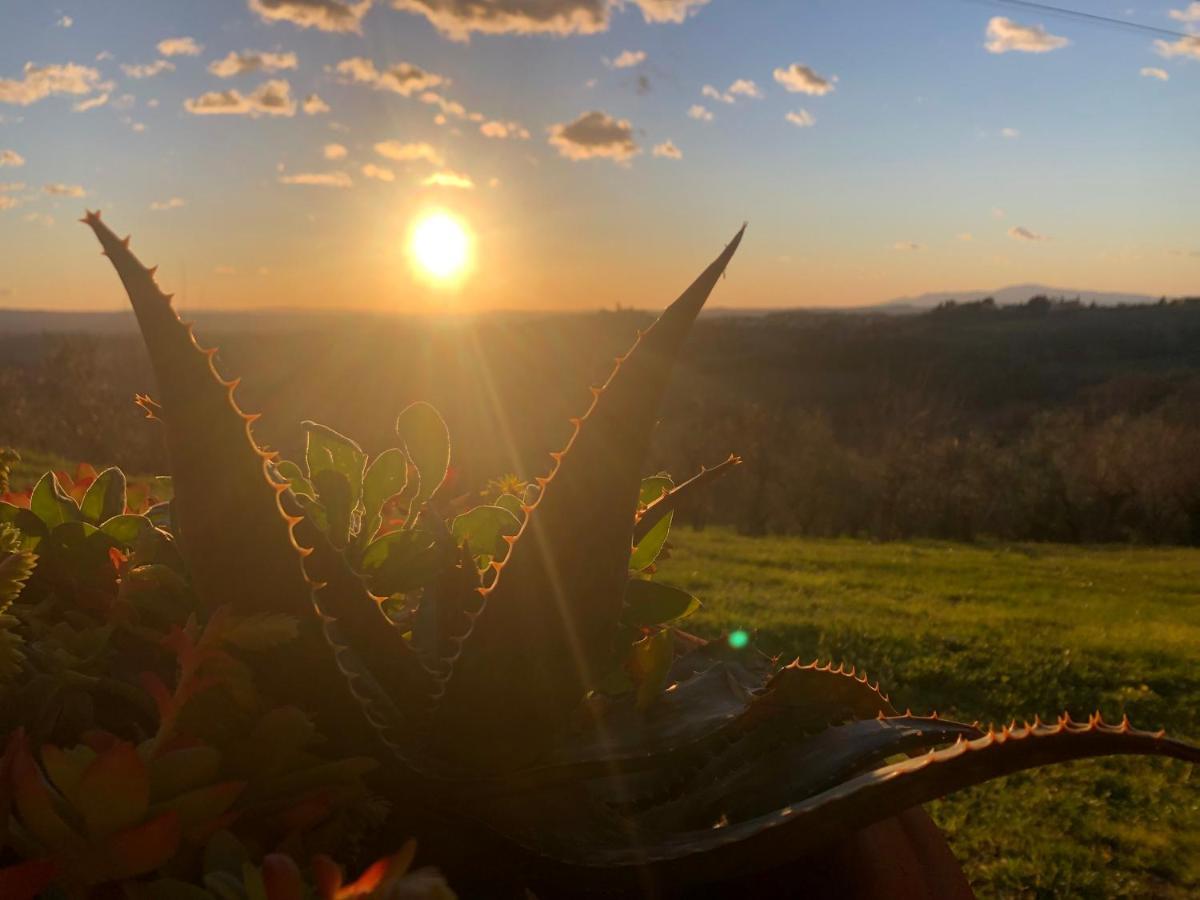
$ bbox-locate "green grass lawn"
[656,529,1200,899]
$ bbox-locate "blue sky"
[1,0,1197,311]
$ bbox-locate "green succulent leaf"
[311,469,353,549]
[621,579,701,629]
[361,448,408,540]
[639,473,674,506]
[100,513,154,546]
[631,628,674,710]
[273,460,314,499]
[451,505,521,567]
[303,421,366,511]
[0,502,48,550]
[30,472,81,529]
[360,529,445,595]
[396,401,450,524]
[494,493,524,519]
[80,467,127,524]
[630,511,672,572]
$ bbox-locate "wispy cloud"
[73,92,110,112]
[389,0,706,41]
[374,140,444,166]
[303,93,330,114]
[480,120,530,139]
[985,17,1068,54]
[1000,127,1019,139]
[0,149,24,167]
[184,79,297,116]
[608,50,646,69]
[249,0,371,33]
[422,170,474,188]
[1168,3,1200,22]
[548,110,640,164]
[122,60,175,79]
[209,50,298,78]
[43,183,87,197]
[0,62,107,106]
[1009,225,1048,241]
[688,103,714,122]
[324,143,348,160]
[157,37,203,57]
[334,57,444,96]
[56,15,73,28]
[1140,67,1170,81]
[773,63,836,96]
[362,163,396,181]
[150,197,186,211]
[652,139,682,159]
[278,170,353,187]
[1154,36,1200,60]
[785,109,814,127]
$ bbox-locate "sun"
[408,211,473,285]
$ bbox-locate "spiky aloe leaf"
[436,226,745,769]
[82,211,310,621]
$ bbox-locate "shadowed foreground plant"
[2,211,1193,897]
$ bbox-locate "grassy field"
[657,529,1200,898]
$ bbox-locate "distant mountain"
[881,284,1159,310]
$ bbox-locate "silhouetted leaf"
[0,503,48,550]
[395,402,450,524]
[631,628,674,710]
[621,579,700,628]
[80,467,126,524]
[311,469,353,549]
[361,449,408,540]
[360,529,444,595]
[495,493,523,519]
[274,461,314,499]
[303,422,366,512]
[30,473,80,530]
[451,505,521,566]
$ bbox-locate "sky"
[1,0,1198,312]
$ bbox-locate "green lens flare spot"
[728,629,749,650]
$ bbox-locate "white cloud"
[184,79,297,116]
[728,78,761,99]
[388,0,707,40]
[249,0,372,32]
[278,170,353,187]
[1008,225,1048,241]
[122,60,176,79]
[0,149,24,167]
[0,62,107,106]
[362,163,396,181]
[652,139,682,159]
[43,183,86,197]
[334,56,444,96]
[1168,3,1200,22]
[701,84,731,103]
[324,143,348,160]
[73,92,110,111]
[785,109,814,127]
[609,50,646,68]
[209,50,298,78]
[479,119,530,139]
[688,103,713,122]
[1140,67,1170,80]
[985,17,1069,54]
[773,63,836,96]
[303,93,330,114]
[893,241,923,252]
[1000,127,1019,139]
[150,197,186,211]
[548,110,639,164]
[57,15,73,28]
[374,140,444,165]
[1154,36,1200,60]
[158,37,203,57]
[422,170,474,188]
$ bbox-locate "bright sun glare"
[409,212,472,285]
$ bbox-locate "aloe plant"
[73,211,1197,896]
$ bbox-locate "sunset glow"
[409,211,472,286]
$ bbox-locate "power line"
[952,0,1197,41]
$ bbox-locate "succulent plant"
[65,211,1198,896]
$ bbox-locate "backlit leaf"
[303,422,366,511]
[629,511,672,572]
[30,473,80,530]
[361,449,408,540]
[395,402,450,524]
[451,505,521,566]
[360,529,445,595]
[621,579,700,628]
[80,467,127,524]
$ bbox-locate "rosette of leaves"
[74,210,1198,897]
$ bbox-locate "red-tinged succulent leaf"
[76,739,150,836]
[0,858,58,900]
[311,854,344,898]
[104,810,181,881]
[38,743,96,806]
[333,840,416,898]
[149,780,244,838]
[436,227,745,769]
[261,853,305,900]
[83,212,312,621]
[10,733,75,849]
